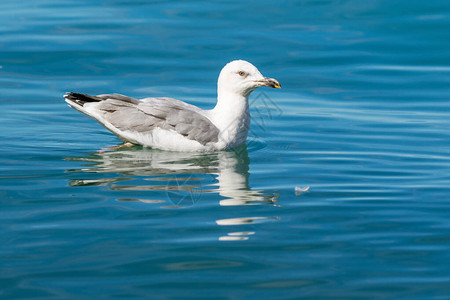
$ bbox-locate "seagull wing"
[65,93,219,145]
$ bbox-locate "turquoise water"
[1,0,450,298]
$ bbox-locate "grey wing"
[97,93,140,104]
[96,96,219,145]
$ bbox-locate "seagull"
[64,60,281,152]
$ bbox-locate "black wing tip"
[64,92,77,101]
[64,92,102,106]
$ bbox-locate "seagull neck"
[213,89,249,122]
[210,88,250,148]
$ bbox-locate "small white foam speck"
[295,186,310,196]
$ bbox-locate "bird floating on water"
[64,60,280,152]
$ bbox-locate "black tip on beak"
[267,78,281,88]
[257,77,281,89]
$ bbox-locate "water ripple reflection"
[66,144,280,240]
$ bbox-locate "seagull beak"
[256,77,281,89]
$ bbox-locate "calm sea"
[1,0,450,299]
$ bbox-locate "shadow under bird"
[64,60,281,152]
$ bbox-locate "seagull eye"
[238,71,247,77]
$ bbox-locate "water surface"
[1,0,450,299]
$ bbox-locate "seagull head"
[218,60,281,97]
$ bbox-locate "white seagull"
[64,60,280,152]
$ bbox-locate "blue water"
[1,0,450,299]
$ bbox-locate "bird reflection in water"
[66,144,279,240]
